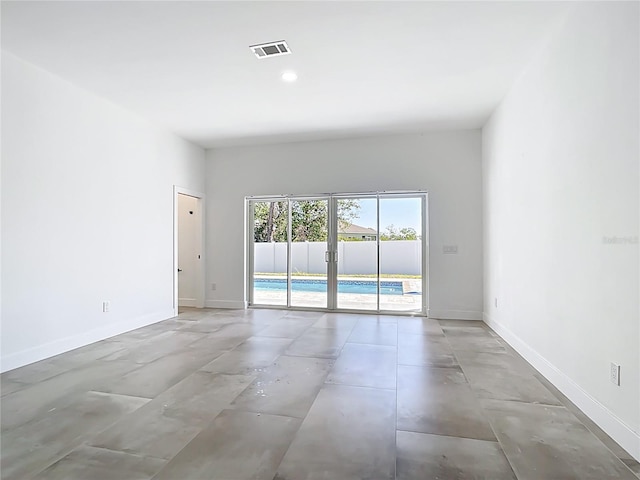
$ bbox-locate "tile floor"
[1,308,638,480]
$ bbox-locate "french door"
[247,192,427,314]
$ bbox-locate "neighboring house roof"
[338,224,377,235]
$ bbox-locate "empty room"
[1,1,638,479]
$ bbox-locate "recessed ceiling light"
[281,71,298,82]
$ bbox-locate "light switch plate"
[443,245,458,254]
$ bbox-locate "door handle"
[325,251,338,263]
[177,269,183,272]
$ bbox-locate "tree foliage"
[254,201,418,242]
[254,199,361,242]
[380,224,418,241]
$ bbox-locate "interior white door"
[177,193,199,307]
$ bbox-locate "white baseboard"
[483,313,640,462]
[205,300,247,309]
[178,298,197,307]
[1,309,175,373]
[428,309,483,320]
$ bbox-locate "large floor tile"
[285,327,351,358]
[175,316,236,333]
[446,334,507,353]
[482,400,638,480]
[396,430,516,480]
[237,308,289,324]
[397,317,444,335]
[232,355,333,418]
[325,342,396,389]
[2,341,126,388]
[48,340,130,367]
[177,308,222,320]
[623,459,640,478]
[311,313,359,331]
[96,340,224,398]
[255,318,315,338]
[438,320,487,328]
[398,332,458,367]
[1,378,29,397]
[397,365,496,441]
[442,325,497,338]
[1,359,142,431]
[152,409,300,480]
[1,391,148,480]
[454,350,531,373]
[462,363,562,405]
[274,384,396,480]
[531,372,640,478]
[90,372,255,460]
[200,336,292,375]
[3,309,637,480]
[347,320,397,346]
[102,330,205,364]
[31,445,165,480]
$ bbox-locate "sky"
[345,197,422,232]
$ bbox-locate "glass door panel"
[249,193,426,315]
[336,197,378,310]
[290,198,329,308]
[251,200,288,306]
[378,196,423,312]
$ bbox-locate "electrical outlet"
[443,245,458,254]
[494,298,498,308]
[211,283,217,291]
[102,301,110,313]
[610,363,620,386]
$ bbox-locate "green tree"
[253,199,360,242]
[380,224,418,240]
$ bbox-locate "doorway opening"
[174,186,205,315]
[246,192,428,315]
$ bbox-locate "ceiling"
[1,1,569,148]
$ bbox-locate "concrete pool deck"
[252,275,424,312]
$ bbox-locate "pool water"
[254,278,404,295]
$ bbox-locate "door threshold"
[248,304,427,317]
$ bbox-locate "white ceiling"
[1,1,569,148]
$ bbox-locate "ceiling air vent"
[250,40,291,59]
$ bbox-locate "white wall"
[177,194,199,306]
[206,131,483,318]
[1,52,206,371]
[482,2,639,460]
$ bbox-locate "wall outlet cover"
[610,362,620,386]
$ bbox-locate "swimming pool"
[254,278,404,295]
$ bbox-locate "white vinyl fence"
[254,240,421,275]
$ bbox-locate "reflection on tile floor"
[1,308,638,480]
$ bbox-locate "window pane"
[379,197,423,312]
[252,201,288,306]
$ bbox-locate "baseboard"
[0,309,175,373]
[178,298,197,307]
[427,309,483,320]
[205,300,248,309]
[483,312,640,462]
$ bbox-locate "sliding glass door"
[378,195,424,312]
[336,196,378,311]
[252,200,288,306]
[248,192,427,314]
[290,198,329,308]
